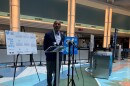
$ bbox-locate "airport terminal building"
[0,0,130,86]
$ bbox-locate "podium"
[45,46,64,86]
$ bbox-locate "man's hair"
[53,20,61,24]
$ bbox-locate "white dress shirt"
[54,31,61,45]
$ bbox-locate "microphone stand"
[67,41,71,86]
[67,41,79,86]
[71,42,76,86]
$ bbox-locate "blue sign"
[63,37,78,54]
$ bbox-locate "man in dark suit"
[43,20,64,86]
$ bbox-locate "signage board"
[5,30,37,55]
[63,37,78,54]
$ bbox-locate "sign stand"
[5,30,38,86]
[20,55,24,67]
[13,53,40,86]
[30,54,33,66]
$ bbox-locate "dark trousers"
[46,61,61,86]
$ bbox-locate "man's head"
[53,20,61,33]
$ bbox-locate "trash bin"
[92,51,112,79]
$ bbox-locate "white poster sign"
[5,30,37,55]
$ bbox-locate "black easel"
[13,54,19,86]
[13,54,40,86]
[30,54,40,82]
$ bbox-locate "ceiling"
[93,0,130,11]
[0,0,130,38]
[0,16,129,38]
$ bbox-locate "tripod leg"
[67,57,71,86]
[62,62,63,74]
[67,57,71,85]
[32,56,40,82]
[73,80,76,86]
[13,54,19,86]
[72,79,76,86]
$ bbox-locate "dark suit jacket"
[43,30,64,61]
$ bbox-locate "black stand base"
[14,62,15,67]
[19,62,25,67]
[11,62,25,68]
[87,58,90,63]
[0,75,3,78]
[68,79,76,86]
[29,64,35,67]
[74,60,78,64]
[38,61,44,66]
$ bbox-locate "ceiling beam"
[76,0,130,16]
[107,0,114,4]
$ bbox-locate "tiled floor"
[0,59,129,86]
[96,59,130,86]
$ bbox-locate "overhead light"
[78,28,83,31]
[107,0,114,4]
[7,14,10,16]
[35,18,43,21]
[91,25,96,28]
[60,21,63,24]
[76,23,81,26]
[0,31,4,34]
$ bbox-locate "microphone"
[66,40,74,45]
[53,42,57,46]
[66,39,79,49]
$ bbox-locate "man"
[43,20,64,86]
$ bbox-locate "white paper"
[5,30,37,55]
